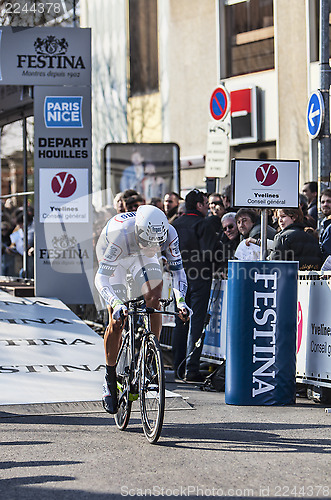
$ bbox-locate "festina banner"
[225,261,298,405]
[0,27,91,86]
[34,85,93,304]
[0,292,104,405]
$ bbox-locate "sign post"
[231,158,300,259]
[206,85,230,188]
[34,85,93,303]
[209,85,230,121]
[307,91,324,140]
[0,26,93,303]
[205,122,230,179]
[319,0,331,192]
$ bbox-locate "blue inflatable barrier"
[225,261,298,405]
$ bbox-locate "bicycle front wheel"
[139,333,165,444]
[114,333,132,431]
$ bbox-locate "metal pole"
[73,0,77,27]
[319,0,331,193]
[0,128,2,275]
[260,209,268,261]
[22,116,28,279]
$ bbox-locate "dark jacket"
[220,233,240,261]
[308,198,318,222]
[269,222,322,270]
[172,210,225,280]
[319,218,331,259]
[249,223,277,240]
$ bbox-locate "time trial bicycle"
[114,297,177,444]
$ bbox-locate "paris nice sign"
[231,159,300,209]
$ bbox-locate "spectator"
[207,193,226,238]
[122,188,138,200]
[1,220,15,276]
[124,193,145,212]
[221,184,232,210]
[208,193,226,218]
[319,188,331,259]
[302,181,318,223]
[299,193,316,228]
[172,189,225,382]
[235,208,276,241]
[220,212,240,260]
[148,197,164,210]
[164,192,180,220]
[177,201,186,217]
[113,192,125,214]
[168,201,186,225]
[268,208,322,270]
[6,211,34,278]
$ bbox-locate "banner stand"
[225,260,298,405]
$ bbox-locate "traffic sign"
[307,90,324,139]
[209,85,230,121]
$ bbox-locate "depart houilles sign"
[0,27,93,304]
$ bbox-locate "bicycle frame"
[116,300,153,404]
[114,297,178,442]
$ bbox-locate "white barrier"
[200,274,331,390]
[297,275,331,388]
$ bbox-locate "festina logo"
[0,318,72,325]
[0,338,94,346]
[39,235,89,260]
[252,272,278,397]
[39,247,89,260]
[0,364,105,374]
[17,36,85,70]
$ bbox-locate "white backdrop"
[0,292,104,405]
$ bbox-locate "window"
[224,0,274,77]
[129,0,159,96]
[310,0,331,62]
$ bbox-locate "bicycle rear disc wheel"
[114,333,132,430]
[139,334,165,444]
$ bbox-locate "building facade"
[80,0,328,204]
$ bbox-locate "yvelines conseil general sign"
[232,158,299,209]
[0,27,91,85]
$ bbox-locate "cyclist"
[95,204,191,414]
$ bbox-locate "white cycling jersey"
[95,211,188,309]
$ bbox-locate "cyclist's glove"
[112,303,128,322]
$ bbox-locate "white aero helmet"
[135,205,169,247]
